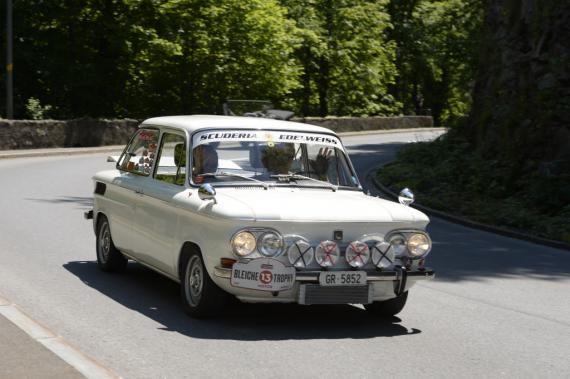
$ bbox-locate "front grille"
[299,284,372,305]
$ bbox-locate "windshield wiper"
[200,171,270,189]
[270,173,337,192]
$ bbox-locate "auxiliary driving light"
[287,240,314,268]
[315,240,340,267]
[345,241,370,268]
[371,241,395,269]
[388,234,407,257]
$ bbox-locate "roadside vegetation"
[379,124,570,243]
[379,1,570,244]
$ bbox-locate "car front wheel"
[96,215,128,272]
[364,291,408,317]
[181,251,228,318]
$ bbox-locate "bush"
[377,127,570,243]
[25,98,52,120]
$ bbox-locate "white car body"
[90,115,434,317]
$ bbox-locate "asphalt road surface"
[0,130,569,379]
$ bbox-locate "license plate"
[319,271,367,286]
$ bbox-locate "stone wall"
[0,119,139,150]
[295,116,433,133]
[0,116,433,150]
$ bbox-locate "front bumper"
[214,266,435,281]
[213,266,435,304]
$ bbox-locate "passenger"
[261,143,295,174]
[310,147,334,181]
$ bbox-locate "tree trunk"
[468,0,570,166]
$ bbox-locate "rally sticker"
[193,130,340,147]
[231,258,296,291]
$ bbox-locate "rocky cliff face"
[468,0,570,168]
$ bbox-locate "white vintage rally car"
[87,115,434,318]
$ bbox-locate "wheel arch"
[177,242,203,282]
[94,211,106,232]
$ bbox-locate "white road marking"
[0,293,121,379]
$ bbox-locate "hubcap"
[185,256,204,307]
[98,222,111,263]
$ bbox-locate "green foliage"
[5,0,484,119]
[378,126,570,243]
[25,98,52,120]
[283,0,399,117]
[387,0,483,124]
[11,0,302,118]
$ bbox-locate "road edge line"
[0,294,121,379]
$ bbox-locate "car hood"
[205,187,429,225]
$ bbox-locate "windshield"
[190,129,360,189]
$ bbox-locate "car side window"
[155,133,187,186]
[117,129,159,176]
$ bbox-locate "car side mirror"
[398,188,415,206]
[198,183,216,202]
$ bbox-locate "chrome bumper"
[214,266,435,281]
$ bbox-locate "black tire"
[96,215,128,272]
[364,291,408,317]
[180,250,228,318]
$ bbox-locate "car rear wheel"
[96,215,128,272]
[181,251,228,318]
[364,291,408,317]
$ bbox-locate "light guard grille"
[299,284,372,305]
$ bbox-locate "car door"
[111,128,160,254]
[131,131,188,276]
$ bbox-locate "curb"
[369,167,570,252]
[0,292,121,379]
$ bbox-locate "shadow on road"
[25,196,93,208]
[350,143,570,283]
[347,143,406,184]
[63,261,420,341]
[426,217,570,282]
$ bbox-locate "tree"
[467,0,570,206]
[387,0,483,124]
[283,0,399,117]
[9,0,302,118]
[13,0,134,117]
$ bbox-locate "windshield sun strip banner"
[193,130,341,148]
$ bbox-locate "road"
[0,130,569,379]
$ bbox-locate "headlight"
[345,241,370,267]
[407,233,431,258]
[388,234,407,256]
[231,231,256,257]
[258,232,284,257]
[315,240,340,267]
[287,240,314,268]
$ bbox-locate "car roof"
[140,115,336,135]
